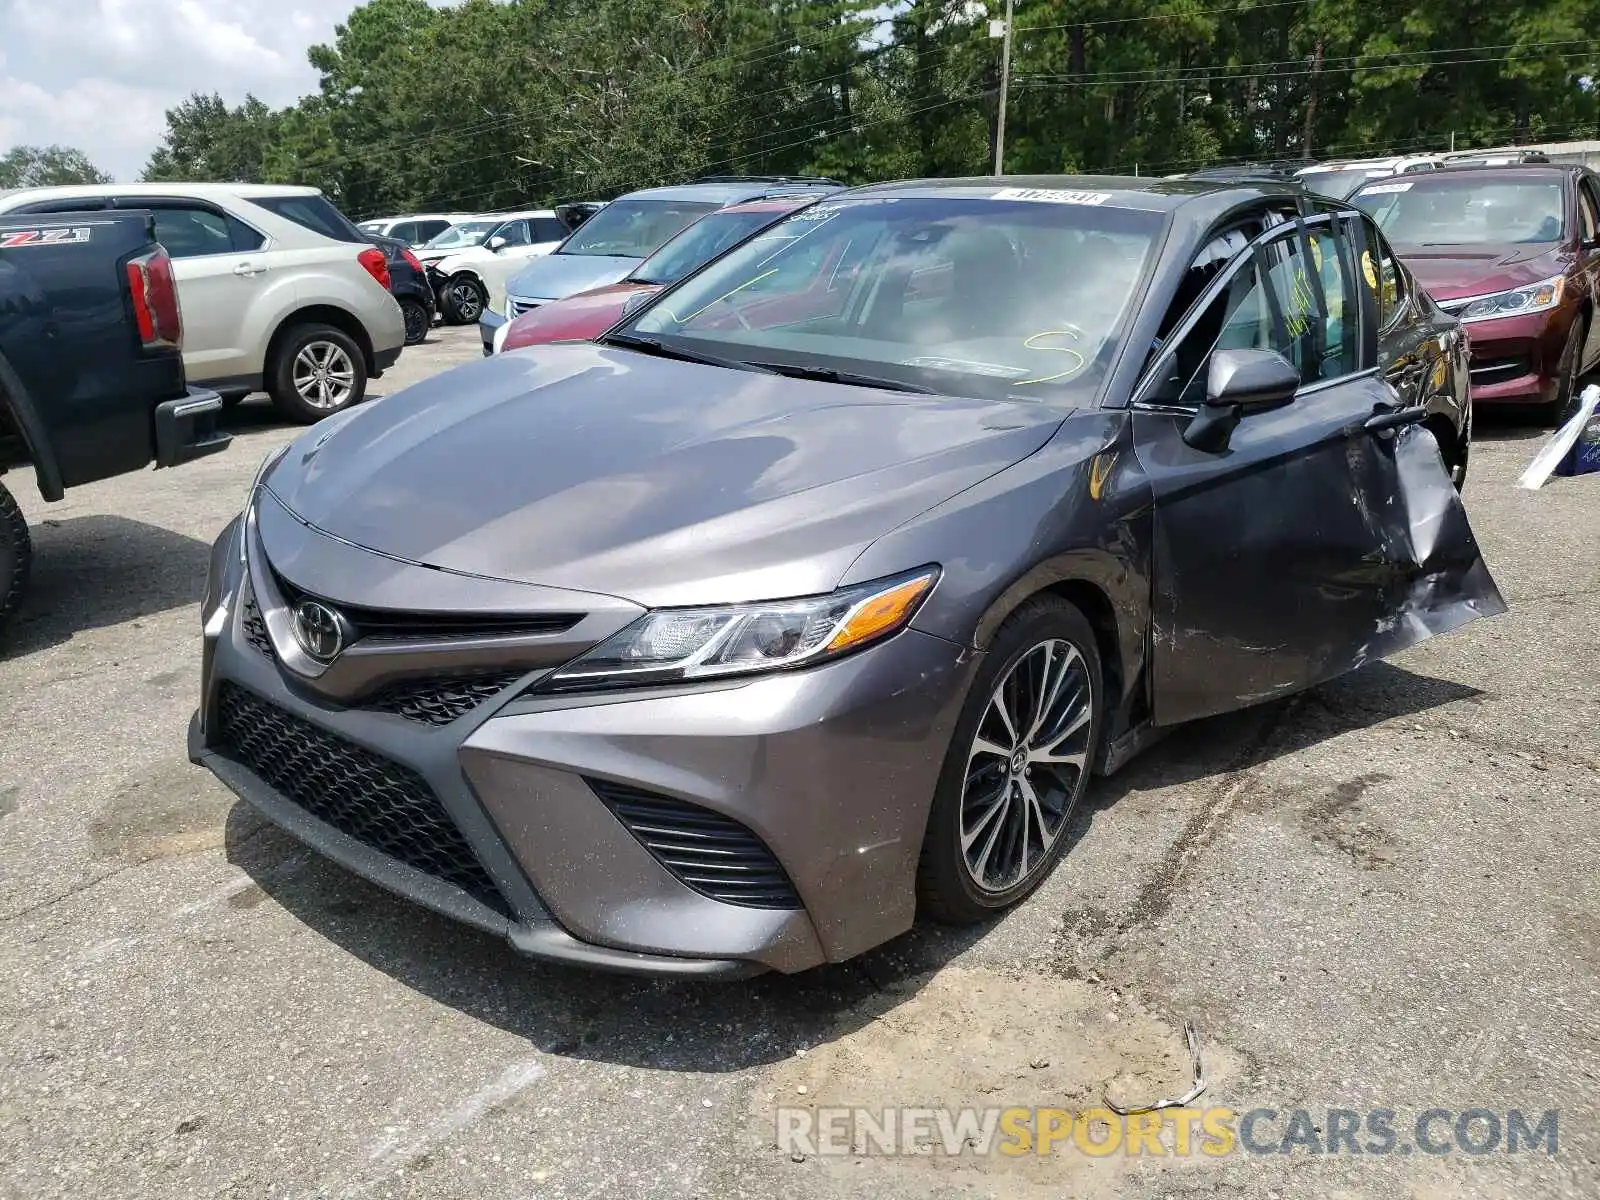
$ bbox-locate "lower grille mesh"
[214,682,509,915]
[241,594,274,659]
[366,671,525,727]
[587,779,801,910]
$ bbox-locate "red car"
[497,197,819,353]
[1354,163,1600,423]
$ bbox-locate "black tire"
[267,323,367,425]
[220,394,245,411]
[917,595,1104,925]
[400,299,430,346]
[440,274,485,324]
[1543,314,1586,428]
[0,482,32,637]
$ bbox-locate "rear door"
[117,199,271,381]
[1132,211,1503,724]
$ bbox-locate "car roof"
[1405,162,1575,181]
[0,182,324,204]
[842,174,1307,215]
[484,209,559,220]
[611,179,841,205]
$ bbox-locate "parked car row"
[0,183,405,423]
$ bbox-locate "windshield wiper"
[601,332,772,374]
[751,361,936,394]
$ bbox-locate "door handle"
[1364,403,1429,432]
[232,262,265,277]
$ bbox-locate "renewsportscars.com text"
[776,1106,1559,1159]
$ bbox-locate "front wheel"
[400,299,431,345]
[267,323,367,424]
[0,481,33,637]
[917,595,1104,925]
[440,274,485,324]
[1543,314,1586,428]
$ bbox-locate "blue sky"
[0,0,368,179]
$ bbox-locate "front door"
[1133,213,1503,725]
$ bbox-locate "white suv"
[0,183,405,423]
[427,209,571,324]
[357,213,478,247]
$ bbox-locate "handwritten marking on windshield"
[1013,330,1087,385]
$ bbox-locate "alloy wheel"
[959,638,1093,894]
[450,281,483,322]
[292,340,357,411]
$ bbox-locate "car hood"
[262,343,1063,608]
[1397,243,1568,301]
[505,281,656,347]
[506,253,641,303]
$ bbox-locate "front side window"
[558,200,720,259]
[1151,220,1362,405]
[414,220,451,242]
[491,219,530,247]
[387,221,418,245]
[624,195,1163,403]
[1354,176,1566,246]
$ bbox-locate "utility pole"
[991,0,1015,175]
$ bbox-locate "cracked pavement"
[1,327,1596,1199]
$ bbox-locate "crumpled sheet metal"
[1350,424,1508,669]
[1105,1020,1208,1116]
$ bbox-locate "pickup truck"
[0,209,231,635]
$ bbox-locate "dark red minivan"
[1354,164,1600,423]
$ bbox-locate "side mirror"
[487,235,507,252]
[1183,348,1300,451]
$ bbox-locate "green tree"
[142,93,283,183]
[0,144,113,187]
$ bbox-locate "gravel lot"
[2,326,1596,1199]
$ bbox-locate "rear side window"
[414,219,451,242]
[387,221,418,245]
[149,208,233,258]
[251,193,366,243]
[532,217,567,243]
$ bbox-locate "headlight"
[1457,274,1564,322]
[492,319,511,354]
[543,567,940,691]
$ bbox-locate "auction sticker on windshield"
[993,187,1112,206]
[1359,182,1413,195]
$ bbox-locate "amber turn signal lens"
[824,571,937,654]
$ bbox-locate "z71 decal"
[0,227,93,248]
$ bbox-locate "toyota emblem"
[291,599,347,662]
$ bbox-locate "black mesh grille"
[242,594,274,659]
[214,682,509,915]
[366,671,525,727]
[587,779,801,910]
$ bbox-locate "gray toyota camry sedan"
[192,176,1504,977]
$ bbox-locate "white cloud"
[0,0,359,180]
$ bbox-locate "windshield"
[1354,177,1566,245]
[1301,169,1390,200]
[623,194,1162,402]
[423,220,497,249]
[559,199,720,259]
[630,208,786,285]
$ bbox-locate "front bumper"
[154,387,230,468]
[1460,307,1573,404]
[189,512,976,976]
